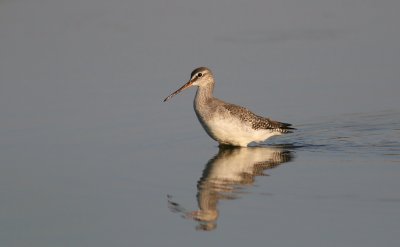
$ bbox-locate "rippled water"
[282,110,400,156]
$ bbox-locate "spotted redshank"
[163,67,294,147]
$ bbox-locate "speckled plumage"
[164,67,295,146]
[222,104,293,132]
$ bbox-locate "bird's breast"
[194,108,255,146]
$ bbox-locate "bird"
[163,67,294,147]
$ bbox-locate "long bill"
[163,80,194,102]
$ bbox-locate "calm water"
[1,0,400,246]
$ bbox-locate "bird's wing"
[222,103,294,133]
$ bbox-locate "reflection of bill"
[168,146,294,231]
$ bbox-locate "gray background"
[1,0,399,246]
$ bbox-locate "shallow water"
[3,109,398,247]
[1,0,400,247]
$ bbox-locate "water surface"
[1,0,399,247]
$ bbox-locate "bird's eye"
[197,73,203,77]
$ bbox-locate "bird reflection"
[168,146,294,231]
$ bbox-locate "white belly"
[199,116,281,147]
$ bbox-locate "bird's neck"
[194,82,215,106]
